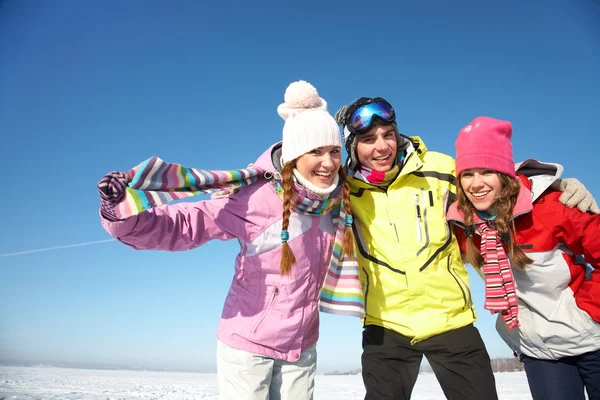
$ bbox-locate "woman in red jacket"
[446,116,600,400]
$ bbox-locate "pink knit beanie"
[455,116,515,178]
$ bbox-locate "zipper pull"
[415,194,422,242]
[415,194,421,219]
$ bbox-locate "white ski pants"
[216,340,317,400]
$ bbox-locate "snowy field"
[0,366,531,399]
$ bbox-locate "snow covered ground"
[0,366,532,399]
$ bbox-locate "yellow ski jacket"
[349,136,476,344]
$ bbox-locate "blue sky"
[1,0,598,373]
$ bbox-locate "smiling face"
[355,124,397,172]
[459,168,503,213]
[295,145,342,188]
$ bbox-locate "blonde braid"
[279,162,297,275]
[339,168,356,260]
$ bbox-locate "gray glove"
[558,178,599,214]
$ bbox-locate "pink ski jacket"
[101,144,337,362]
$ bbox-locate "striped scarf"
[478,223,519,329]
[352,150,405,187]
[354,164,400,187]
[319,204,364,317]
[106,156,348,220]
[110,157,263,219]
[102,156,364,317]
[271,180,340,216]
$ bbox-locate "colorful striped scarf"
[109,156,263,219]
[271,180,341,216]
[319,204,364,317]
[101,156,364,317]
[478,223,519,329]
[104,156,348,220]
[354,164,400,187]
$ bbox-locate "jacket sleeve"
[546,192,600,265]
[439,154,457,211]
[542,192,600,322]
[449,159,457,196]
[100,191,251,251]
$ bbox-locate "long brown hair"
[279,162,356,276]
[456,172,533,269]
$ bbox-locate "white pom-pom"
[283,80,322,109]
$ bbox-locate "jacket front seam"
[419,227,453,272]
[353,220,405,275]
[447,257,467,309]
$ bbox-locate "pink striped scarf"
[478,223,519,329]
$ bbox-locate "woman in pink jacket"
[97,81,358,400]
[447,116,600,400]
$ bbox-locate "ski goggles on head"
[345,98,396,135]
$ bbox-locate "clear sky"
[1,0,598,373]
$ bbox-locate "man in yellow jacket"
[334,97,597,400]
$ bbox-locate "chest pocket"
[388,185,450,256]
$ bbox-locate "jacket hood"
[252,142,281,174]
[407,135,427,155]
[515,159,563,200]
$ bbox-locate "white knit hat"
[277,81,342,164]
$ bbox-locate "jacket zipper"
[253,287,279,333]
[417,189,431,256]
[421,189,430,245]
[415,194,422,242]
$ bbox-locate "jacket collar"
[515,159,562,201]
